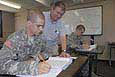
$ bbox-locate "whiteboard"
[61,6,102,35]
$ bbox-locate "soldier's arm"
[4,32,30,61]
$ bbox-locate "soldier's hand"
[38,61,51,74]
[82,40,90,49]
[60,52,71,58]
[82,44,90,49]
[4,40,12,48]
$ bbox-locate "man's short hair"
[76,24,85,32]
[50,1,66,12]
[27,9,44,23]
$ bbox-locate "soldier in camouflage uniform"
[0,9,51,75]
[67,24,85,49]
[67,24,89,77]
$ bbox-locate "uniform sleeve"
[66,33,81,49]
[4,31,31,61]
[32,36,48,60]
[66,34,75,48]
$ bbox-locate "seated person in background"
[0,9,51,75]
[67,24,89,50]
[67,24,89,77]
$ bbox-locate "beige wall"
[95,0,114,44]
[95,0,114,60]
[15,10,28,31]
[2,11,15,41]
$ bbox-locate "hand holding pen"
[38,53,51,74]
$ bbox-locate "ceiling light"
[0,0,21,9]
[35,0,48,6]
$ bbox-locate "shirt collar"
[47,12,59,24]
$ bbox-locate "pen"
[38,53,45,62]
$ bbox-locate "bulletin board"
[61,6,103,35]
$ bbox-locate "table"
[58,56,88,77]
[73,45,105,77]
[0,56,88,77]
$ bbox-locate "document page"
[17,57,77,77]
[47,57,72,69]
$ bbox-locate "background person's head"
[50,1,65,22]
[75,24,85,36]
[27,9,45,36]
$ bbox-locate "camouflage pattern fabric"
[67,32,82,49]
[67,32,89,77]
[0,28,47,75]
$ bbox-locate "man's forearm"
[60,35,66,51]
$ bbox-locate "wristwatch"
[62,49,66,52]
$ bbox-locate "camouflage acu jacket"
[67,32,83,49]
[0,28,47,75]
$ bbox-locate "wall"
[95,0,114,60]
[15,10,28,31]
[96,0,115,60]
[2,11,15,41]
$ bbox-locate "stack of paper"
[38,57,73,77]
[75,44,97,51]
[47,57,73,70]
[17,57,77,77]
[38,68,62,77]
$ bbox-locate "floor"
[92,60,115,77]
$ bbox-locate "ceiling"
[0,0,106,12]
